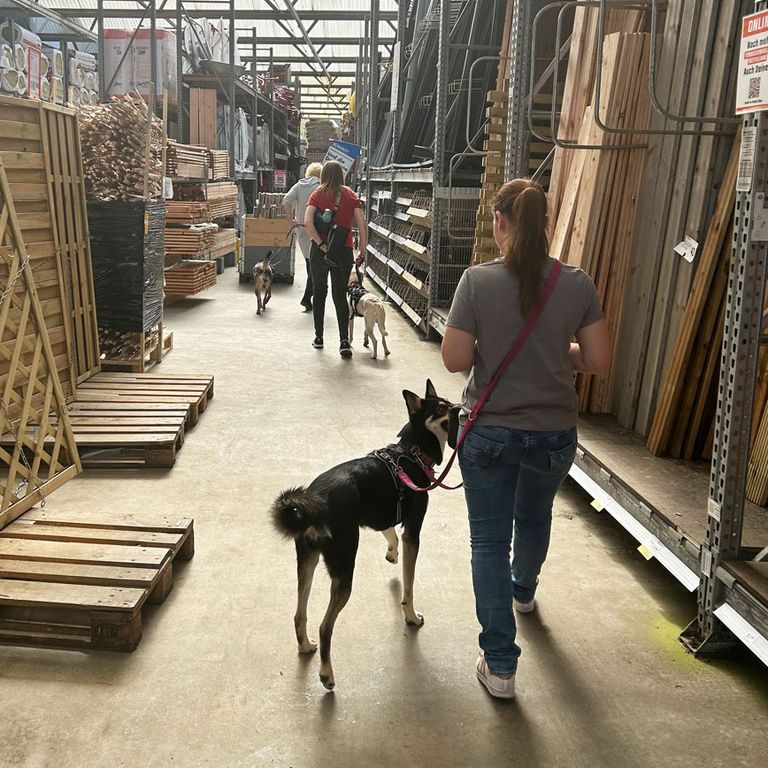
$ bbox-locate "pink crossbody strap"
[408,259,563,493]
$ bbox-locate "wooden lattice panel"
[41,104,100,384]
[0,157,80,529]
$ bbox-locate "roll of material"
[89,89,98,105]
[51,75,64,104]
[40,53,49,79]
[0,68,19,93]
[40,77,51,101]
[0,43,12,70]
[16,69,27,95]
[84,70,94,91]
[13,43,25,71]
[69,57,84,86]
[43,45,64,77]
[0,21,42,49]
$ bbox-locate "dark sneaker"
[312,337,324,349]
[339,340,352,358]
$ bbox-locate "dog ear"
[424,379,437,400]
[402,390,422,417]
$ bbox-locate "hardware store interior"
[0,1,766,766]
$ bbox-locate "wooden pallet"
[0,508,194,651]
[77,372,215,428]
[100,329,174,374]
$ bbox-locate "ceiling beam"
[237,36,395,46]
[242,55,361,64]
[47,9,398,21]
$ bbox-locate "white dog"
[347,268,390,360]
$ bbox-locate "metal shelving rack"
[361,0,483,336]
[502,0,768,665]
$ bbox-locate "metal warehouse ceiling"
[27,0,400,115]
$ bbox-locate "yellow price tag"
[590,498,604,512]
[637,544,653,560]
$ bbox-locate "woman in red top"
[304,161,368,358]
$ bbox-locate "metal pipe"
[149,0,157,115]
[176,0,183,140]
[252,27,258,172]
[280,0,333,81]
[229,0,236,178]
[97,0,104,101]
[270,46,275,176]
[366,0,380,215]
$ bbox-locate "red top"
[308,185,361,248]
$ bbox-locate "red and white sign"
[737,10,768,113]
[274,169,287,190]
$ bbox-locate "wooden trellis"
[0,156,80,529]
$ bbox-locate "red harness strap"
[407,260,563,493]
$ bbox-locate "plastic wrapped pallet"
[88,201,165,332]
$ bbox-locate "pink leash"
[397,260,563,493]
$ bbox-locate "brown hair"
[492,178,549,317]
[318,161,344,196]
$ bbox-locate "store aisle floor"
[1,265,766,768]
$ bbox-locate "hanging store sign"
[274,169,287,190]
[324,140,362,179]
[736,10,768,113]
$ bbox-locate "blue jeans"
[459,425,577,675]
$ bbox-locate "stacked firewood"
[99,326,160,362]
[79,96,164,201]
[171,181,237,219]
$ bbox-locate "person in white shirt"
[283,162,322,311]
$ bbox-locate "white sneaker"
[475,653,516,699]
[513,598,535,613]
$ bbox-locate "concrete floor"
[1,264,767,768]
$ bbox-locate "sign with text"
[324,140,362,179]
[737,10,768,113]
[274,169,287,190]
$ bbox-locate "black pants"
[301,258,313,305]
[310,244,353,341]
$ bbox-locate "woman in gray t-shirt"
[441,178,609,699]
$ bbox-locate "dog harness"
[369,445,437,524]
[347,282,367,318]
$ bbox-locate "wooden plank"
[0,558,159,589]
[0,579,143,611]
[0,538,170,568]
[2,522,182,548]
[21,508,193,533]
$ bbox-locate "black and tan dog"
[253,251,273,315]
[271,380,459,691]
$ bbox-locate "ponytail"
[492,179,549,317]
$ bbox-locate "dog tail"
[271,486,329,543]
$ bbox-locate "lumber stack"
[166,140,208,179]
[99,326,160,362]
[645,141,738,459]
[209,150,230,180]
[189,88,217,149]
[79,96,164,201]
[171,181,237,218]
[165,202,211,226]
[550,32,651,413]
[210,228,236,260]
[164,261,217,296]
[306,119,340,154]
[610,0,744,433]
[165,224,218,258]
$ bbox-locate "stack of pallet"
[549,29,651,413]
[98,326,161,363]
[164,261,218,296]
[203,182,237,219]
[209,150,230,180]
[166,140,208,179]
[306,119,339,155]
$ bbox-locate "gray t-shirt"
[447,258,603,431]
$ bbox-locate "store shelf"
[368,166,434,184]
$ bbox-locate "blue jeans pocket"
[459,431,506,490]
[548,440,577,474]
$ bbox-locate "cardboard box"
[242,216,294,248]
[104,29,177,108]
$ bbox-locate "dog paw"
[404,611,425,627]
[298,639,318,654]
[370,354,377,360]
[385,350,391,356]
[319,670,336,691]
[363,340,369,348]
[385,549,399,564]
